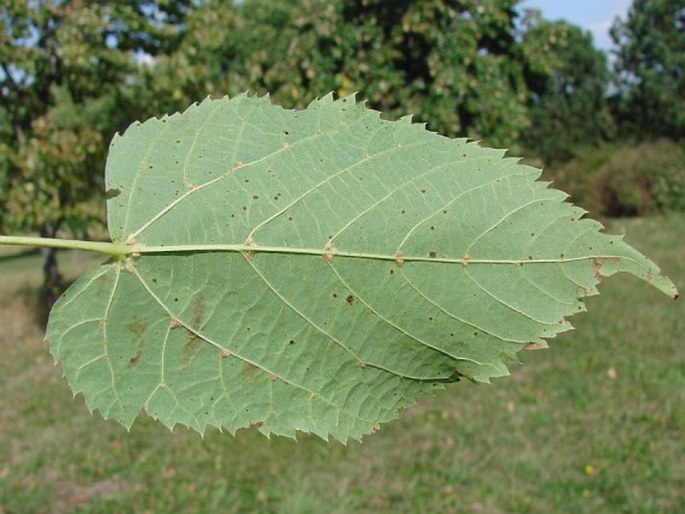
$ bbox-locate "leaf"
[46,94,677,442]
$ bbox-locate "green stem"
[0,236,627,267]
[0,235,126,257]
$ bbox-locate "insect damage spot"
[395,251,404,267]
[243,237,256,260]
[324,244,336,263]
[428,250,437,259]
[120,258,138,274]
[346,294,355,305]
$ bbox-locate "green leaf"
[46,94,677,442]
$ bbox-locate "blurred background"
[1,1,683,512]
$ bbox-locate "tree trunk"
[39,226,63,324]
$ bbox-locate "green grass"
[1,216,683,514]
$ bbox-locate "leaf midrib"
[122,244,620,265]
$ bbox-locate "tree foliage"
[520,10,615,165]
[611,0,685,139]
[0,0,191,296]
[155,0,531,149]
[0,0,193,235]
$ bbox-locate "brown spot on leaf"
[241,362,259,378]
[592,258,602,282]
[220,350,230,359]
[233,161,243,169]
[127,318,147,338]
[95,273,110,294]
[127,318,147,366]
[105,188,121,200]
[192,295,206,330]
[428,250,437,259]
[180,297,207,365]
[183,331,202,365]
[524,343,545,351]
[129,351,142,366]
[346,294,355,305]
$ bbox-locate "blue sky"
[521,0,633,51]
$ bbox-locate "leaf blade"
[48,94,677,442]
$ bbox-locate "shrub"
[544,139,685,217]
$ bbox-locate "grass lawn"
[1,215,683,513]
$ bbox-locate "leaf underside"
[46,94,677,443]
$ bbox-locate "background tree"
[0,0,191,305]
[520,10,615,166]
[163,0,530,149]
[611,0,685,139]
